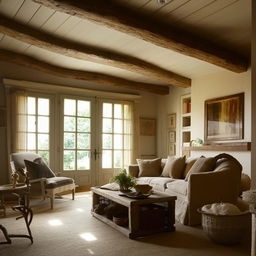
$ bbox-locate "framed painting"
[169,131,176,143]
[167,113,176,129]
[204,93,244,141]
[168,143,176,156]
[140,118,156,136]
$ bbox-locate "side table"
[0,184,33,244]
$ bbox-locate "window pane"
[64,150,75,170]
[64,99,76,115]
[27,97,36,115]
[78,100,90,117]
[77,133,90,149]
[64,133,75,149]
[103,103,112,117]
[102,118,112,133]
[77,151,90,170]
[64,117,76,131]
[114,119,122,133]
[27,133,36,150]
[77,118,90,132]
[114,135,122,149]
[102,134,112,149]
[38,134,49,150]
[38,151,49,165]
[114,104,122,118]
[27,116,36,132]
[38,116,49,133]
[38,98,49,115]
[102,150,112,168]
[114,150,122,168]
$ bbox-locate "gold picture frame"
[168,143,176,156]
[205,93,244,141]
[167,113,176,130]
[169,131,176,143]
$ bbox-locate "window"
[15,95,50,164]
[101,102,132,169]
[63,99,91,171]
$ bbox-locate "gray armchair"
[10,152,76,209]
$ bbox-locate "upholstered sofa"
[128,154,242,226]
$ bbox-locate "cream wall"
[136,93,158,158]
[157,69,251,176]
[157,86,191,157]
[191,70,251,176]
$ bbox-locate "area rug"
[0,192,251,256]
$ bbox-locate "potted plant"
[112,169,136,192]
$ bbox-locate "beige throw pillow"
[137,158,162,177]
[161,156,186,178]
[183,158,197,178]
[185,156,216,181]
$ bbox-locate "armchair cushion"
[45,177,74,189]
[24,159,55,179]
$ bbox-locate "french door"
[60,96,133,187]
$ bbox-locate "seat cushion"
[166,180,188,196]
[45,177,74,189]
[149,177,175,192]
[136,177,154,185]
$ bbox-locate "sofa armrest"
[128,164,139,178]
[187,169,241,225]
[188,169,241,203]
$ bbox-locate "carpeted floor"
[0,192,251,256]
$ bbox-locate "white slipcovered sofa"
[128,154,242,226]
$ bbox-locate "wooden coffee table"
[91,187,177,239]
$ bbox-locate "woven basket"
[198,208,251,245]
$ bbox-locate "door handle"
[93,149,101,160]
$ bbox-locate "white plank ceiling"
[0,0,251,88]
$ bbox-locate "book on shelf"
[183,102,191,114]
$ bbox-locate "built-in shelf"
[184,142,251,152]
[181,94,191,157]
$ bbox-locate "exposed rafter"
[33,0,248,73]
[0,14,190,88]
[0,50,169,95]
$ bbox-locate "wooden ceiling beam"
[33,0,248,73]
[0,50,169,95]
[0,14,190,88]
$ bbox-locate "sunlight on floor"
[76,208,85,212]
[48,219,63,226]
[87,248,95,255]
[80,232,97,241]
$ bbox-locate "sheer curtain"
[123,102,139,166]
[10,89,28,153]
